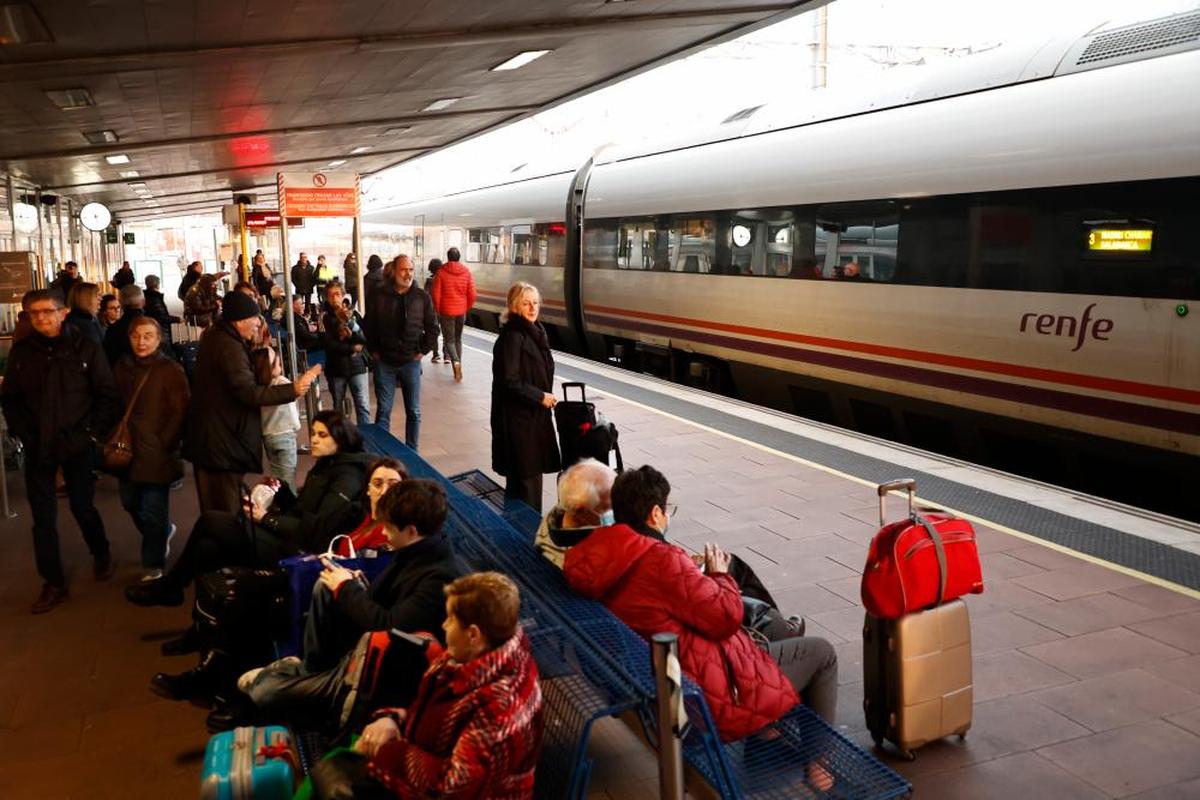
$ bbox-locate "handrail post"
[652,632,685,800]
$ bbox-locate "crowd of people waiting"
[1,253,837,797]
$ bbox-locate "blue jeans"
[329,372,371,427]
[263,432,298,492]
[118,480,171,570]
[373,359,422,448]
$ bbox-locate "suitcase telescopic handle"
[561,382,587,402]
[877,478,916,526]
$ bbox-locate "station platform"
[1,328,1198,798]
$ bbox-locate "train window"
[510,225,540,266]
[728,210,800,276]
[584,219,618,269]
[616,218,662,270]
[815,201,899,281]
[670,216,715,273]
[466,227,506,264]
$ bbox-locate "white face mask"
[599,510,615,527]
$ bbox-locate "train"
[364,12,1200,518]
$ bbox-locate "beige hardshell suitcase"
[862,598,973,759]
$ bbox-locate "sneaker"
[141,569,164,582]
[170,479,185,491]
[124,579,185,607]
[453,362,463,382]
[786,615,806,638]
[94,554,117,582]
[430,355,441,363]
[31,583,68,614]
[164,523,178,561]
[237,666,265,694]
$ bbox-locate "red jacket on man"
[563,524,798,741]
[368,629,543,799]
[430,261,477,317]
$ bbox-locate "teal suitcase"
[200,725,297,800]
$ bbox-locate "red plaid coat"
[368,629,543,799]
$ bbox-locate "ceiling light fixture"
[491,50,551,71]
[380,126,411,136]
[82,129,119,145]
[105,153,131,165]
[119,170,139,178]
[350,145,371,154]
[0,2,54,45]
[127,182,146,189]
[421,97,461,112]
[45,87,94,110]
[327,159,347,167]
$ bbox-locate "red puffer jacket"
[431,261,477,317]
[563,524,798,741]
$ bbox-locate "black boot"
[206,692,261,734]
[150,649,229,705]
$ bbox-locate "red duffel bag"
[862,479,984,619]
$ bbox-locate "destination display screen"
[1086,227,1153,253]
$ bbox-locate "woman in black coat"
[491,281,561,511]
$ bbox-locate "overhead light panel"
[127,182,146,189]
[0,3,53,45]
[82,129,118,145]
[119,170,139,178]
[380,126,411,136]
[491,50,551,71]
[45,87,94,110]
[421,97,461,112]
[327,159,347,167]
[105,153,131,165]
[350,145,371,154]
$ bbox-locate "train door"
[412,214,425,278]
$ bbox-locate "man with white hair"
[535,458,616,567]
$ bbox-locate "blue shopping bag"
[277,535,395,656]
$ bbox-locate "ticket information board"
[277,172,359,218]
[0,252,34,304]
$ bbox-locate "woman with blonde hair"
[489,282,560,511]
[64,281,103,344]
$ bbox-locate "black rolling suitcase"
[553,382,623,472]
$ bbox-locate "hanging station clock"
[79,202,112,232]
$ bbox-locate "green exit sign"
[123,232,135,245]
[105,229,118,244]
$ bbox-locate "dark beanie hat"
[222,291,260,322]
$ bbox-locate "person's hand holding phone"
[703,542,731,575]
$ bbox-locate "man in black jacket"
[142,274,178,344]
[48,260,80,301]
[291,252,316,311]
[183,292,321,513]
[0,289,121,613]
[112,261,135,289]
[237,479,462,729]
[363,255,436,448]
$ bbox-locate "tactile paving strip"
[553,362,1200,592]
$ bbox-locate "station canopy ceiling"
[0,0,815,223]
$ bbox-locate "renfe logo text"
[1019,303,1113,352]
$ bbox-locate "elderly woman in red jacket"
[353,571,543,799]
[564,465,838,749]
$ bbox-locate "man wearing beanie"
[183,291,322,513]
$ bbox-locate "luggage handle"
[913,514,949,607]
[877,478,915,526]
[561,381,587,402]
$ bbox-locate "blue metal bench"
[358,426,911,799]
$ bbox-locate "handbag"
[861,479,984,620]
[277,535,397,657]
[101,369,151,471]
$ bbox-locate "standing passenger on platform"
[99,293,121,333]
[363,254,385,308]
[423,258,444,363]
[342,252,360,307]
[183,291,320,514]
[112,261,135,289]
[431,247,477,383]
[104,284,151,367]
[363,254,437,449]
[291,252,316,312]
[64,282,103,345]
[184,274,221,328]
[254,347,301,492]
[322,282,371,425]
[143,274,178,345]
[490,281,560,512]
[178,259,203,302]
[49,260,80,300]
[1,289,120,613]
[114,316,189,581]
[252,253,275,298]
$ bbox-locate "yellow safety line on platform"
[469,341,1200,602]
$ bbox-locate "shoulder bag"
[101,369,151,472]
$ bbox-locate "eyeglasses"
[662,503,678,518]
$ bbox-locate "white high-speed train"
[365,11,1200,512]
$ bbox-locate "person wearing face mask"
[534,458,616,568]
[563,464,838,754]
[113,316,190,582]
[363,255,437,448]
